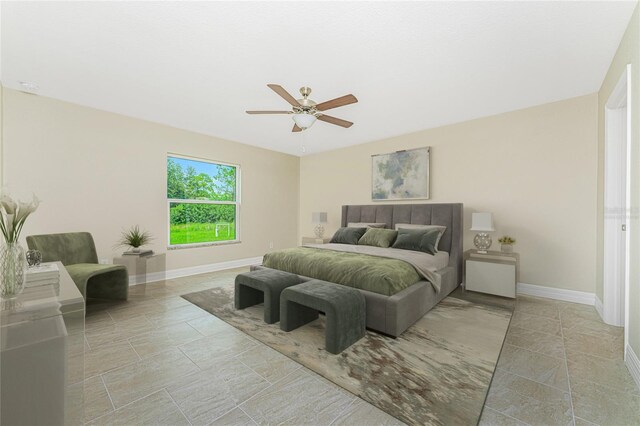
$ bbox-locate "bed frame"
[254,203,463,337]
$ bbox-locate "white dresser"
[1,262,85,425]
[464,249,519,298]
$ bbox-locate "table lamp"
[470,212,495,253]
[312,212,328,238]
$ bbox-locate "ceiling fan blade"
[317,114,353,128]
[315,94,358,111]
[246,110,291,114]
[292,124,303,132]
[267,84,301,107]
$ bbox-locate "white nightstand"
[301,237,331,245]
[464,249,519,298]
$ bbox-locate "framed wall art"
[371,147,430,201]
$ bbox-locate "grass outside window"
[167,155,240,247]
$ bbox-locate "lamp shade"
[470,212,495,232]
[292,112,317,130]
[312,212,327,224]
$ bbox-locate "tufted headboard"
[341,203,463,283]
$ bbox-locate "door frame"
[603,64,631,352]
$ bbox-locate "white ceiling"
[1,1,636,156]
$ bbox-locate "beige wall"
[2,88,300,271]
[0,84,3,188]
[597,4,640,357]
[300,94,598,294]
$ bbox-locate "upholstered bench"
[234,269,302,324]
[280,280,366,354]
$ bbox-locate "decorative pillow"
[391,228,440,255]
[347,222,387,229]
[330,227,368,245]
[358,228,398,248]
[394,224,447,252]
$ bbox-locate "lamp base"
[473,233,492,252]
[314,225,325,238]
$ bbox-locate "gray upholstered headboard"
[341,203,463,284]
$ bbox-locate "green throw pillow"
[392,228,440,255]
[358,228,398,248]
[330,227,367,245]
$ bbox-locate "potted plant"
[497,236,516,253]
[117,225,153,254]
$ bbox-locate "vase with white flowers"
[0,193,39,298]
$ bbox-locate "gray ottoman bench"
[280,280,366,354]
[235,269,302,324]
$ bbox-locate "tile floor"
[82,268,639,425]
[482,294,640,426]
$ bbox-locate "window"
[167,155,239,247]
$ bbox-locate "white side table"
[114,253,166,285]
[301,237,331,246]
[464,249,519,298]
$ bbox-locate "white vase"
[0,242,26,298]
[500,244,513,253]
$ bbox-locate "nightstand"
[464,249,519,298]
[301,237,331,245]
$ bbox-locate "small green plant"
[498,236,516,245]
[117,225,153,250]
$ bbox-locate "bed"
[252,203,463,337]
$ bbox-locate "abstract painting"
[372,147,430,200]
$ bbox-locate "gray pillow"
[358,228,398,248]
[394,224,447,252]
[347,222,387,229]
[391,228,440,255]
[330,227,367,245]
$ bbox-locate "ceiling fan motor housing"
[297,87,317,112]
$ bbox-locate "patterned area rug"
[182,285,513,426]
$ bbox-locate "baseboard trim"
[517,282,595,305]
[595,295,604,319]
[625,344,640,391]
[128,264,599,307]
[128,256,263,286]
[129,273,146,286]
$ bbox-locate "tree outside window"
[167,155,239,246]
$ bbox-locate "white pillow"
[394,223,447,252]
[347,222,387,229]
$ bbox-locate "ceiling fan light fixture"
[292,112,317,130]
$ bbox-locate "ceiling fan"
[246,84,358,132]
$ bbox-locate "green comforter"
[262,247,421,296]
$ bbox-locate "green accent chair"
[26,232,128,301]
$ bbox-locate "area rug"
[182,285,513,426]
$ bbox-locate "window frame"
[166,153,241,249]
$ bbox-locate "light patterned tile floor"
[480,295,640,426]
[82,268,638,425]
